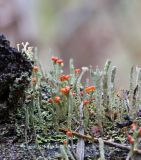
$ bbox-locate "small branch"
[59,128,131,151]
[134,149,141,154]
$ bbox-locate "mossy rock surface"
[0,35,32,121]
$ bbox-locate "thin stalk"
[67,93,73,130]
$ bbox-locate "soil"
[0,141,128,160]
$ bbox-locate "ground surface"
[0,122,128,160]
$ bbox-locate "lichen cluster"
[2,35,141,159]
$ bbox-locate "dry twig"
[59,128,131,151]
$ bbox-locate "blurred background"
[1,0,141,88]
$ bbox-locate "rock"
[0,34,33,121]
